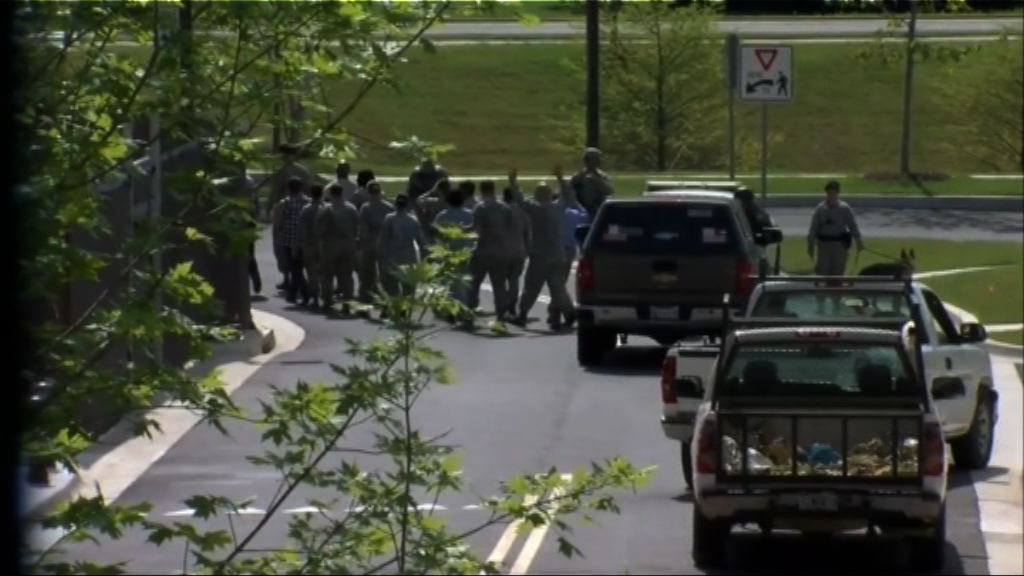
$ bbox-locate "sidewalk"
[21,309,300,557]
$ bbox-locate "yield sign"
[754,48,777,71]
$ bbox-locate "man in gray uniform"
[379,193,428,298]
[570,147,614,218]
[357,181,394,304]
[501,185,531,319]
[328,161,359,206]
[468,180,512,318]
[807,180,865,277]
[316,184,360,312]
[298,184,326,308]
[508,178,575,329]
[267,143,313,219]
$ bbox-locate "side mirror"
[574,224,591,244]
[755,227,784,246]
[959,322,987,343]
[932,376,966,400]
[675,376,703,398]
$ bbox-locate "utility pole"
[899,0,917,176]
[585,0,600,149]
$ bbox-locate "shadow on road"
[583,344,668,376]
[706,535,971,575]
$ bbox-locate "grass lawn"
[101,40,1022,182]
[778,237,1024,330]
[992,330,1023,346]
[287,41,1021,177]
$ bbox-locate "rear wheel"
[951,390,995,470]
[681,440,693,491]
[692,505,730,569]
[577,325,616,366]
[908,502,946,572]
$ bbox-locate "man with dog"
[807,180,865,277]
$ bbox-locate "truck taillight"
[922,422,946,477]
[577,256,593,299]
[735,260,753,299]
[696,418,718,474]
[660,356,677,404]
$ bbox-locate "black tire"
[951,390,995,470]
[577,325,615,366]
[681,440,694,491]
[908,502,946,572]
[692,505,730,570]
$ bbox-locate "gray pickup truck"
[573,189,782,366]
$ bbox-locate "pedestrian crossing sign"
[739,45,793,103]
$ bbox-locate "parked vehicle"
[685,319,949,570]
[573,189,782,366]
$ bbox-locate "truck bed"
[713,408,924,483]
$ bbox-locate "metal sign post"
[723,34,739,180]
[738,44,793,201]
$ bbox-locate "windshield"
[751,290,910,320]
[592,203,738,254]
[719,342,917,398]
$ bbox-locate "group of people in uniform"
[263,146,615,329]
[258,141,866,329]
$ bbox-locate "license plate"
[798,493,839,512]
[650,306,678,320]
[690,307,720,320]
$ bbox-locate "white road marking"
[914,265,1013,280]
[462,504,483,510]
[164,509,197,517]
[283,506,326,515]
[484,493,540,573]
[230,507,266,515]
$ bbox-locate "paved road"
[50,212,1021,574]
[770,208,1024,243]
[424,18,1023,39]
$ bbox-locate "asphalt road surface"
[49,206,1022,574]
[425,18,1023,38]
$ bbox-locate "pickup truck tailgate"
[713,409,925,481]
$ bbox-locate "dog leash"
[862,246,904,263]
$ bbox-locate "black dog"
[858,248,916,279]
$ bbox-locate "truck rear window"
[593,203,737,254]
[751,290,910,320]
[719,343,917,398]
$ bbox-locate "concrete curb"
[23,308,290,523]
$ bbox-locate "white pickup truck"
[685,323,949,570]
[661,276,997,491]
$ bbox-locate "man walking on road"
[406,158,449,201]
[298,184,325,308]
[328,161,359,206]
[277,177,310,304]
[316,183,360,313]
[507,175,575,329]
[433,187,476,318]
[357,181,394,305]
[550,166,590,326]
[807,180,864,277]
[379,193,428,299]
[501,185,530,319]
[468,180,512,319]
[268,143,313,219]
[570,147,614,218]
